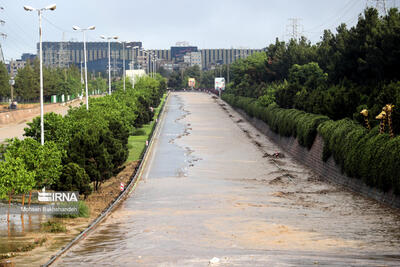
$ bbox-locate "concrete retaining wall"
[235,108,400,209]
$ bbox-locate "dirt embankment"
[0,99,86,126]
[1,161,139,266]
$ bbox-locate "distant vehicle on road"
[9,101,18,110]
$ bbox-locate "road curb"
[42,92,170,267]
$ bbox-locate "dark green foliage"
[318,120,400,195]
[0,62,10,98]
[57,163,92,197]
[224,8,400,135]
[41,221,67,233]
[223,94,329,149]
[55,201,90,218]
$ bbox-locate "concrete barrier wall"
[235,108,400,209]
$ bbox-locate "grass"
[127,93,167,162]
[41,221,67,233]
[54,201,90,219]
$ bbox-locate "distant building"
[40,41,142,73]
[8,59,26,78]
[184,51,202,68]
[200,48,263,70]
[21,53,36,62]
[38,42,263,73]
[171,46,198,63]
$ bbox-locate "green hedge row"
[222,93,329,149]
[318,119,400,194]
[222,93,400,195]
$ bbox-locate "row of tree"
[225,7,400,133]
[0,59,109,102]
[0,75,166,204]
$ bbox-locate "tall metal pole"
[80,61,83,98]
[108,39,111,95]
[83,30,89,110]
[123,42,126,92]
[152,54,155,78]
[38,10,44,145]
[147,53,150,76]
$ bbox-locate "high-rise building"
[21,53,36,62]
[184,51,202,68]
[8,59,26,78]
[171,46,198,63]
[200,48,263,69]
[40,41,142,73]
[39,42,263,72]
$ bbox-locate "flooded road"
[55,92,400,266]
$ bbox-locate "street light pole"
[24,4,56,145]
[122,42,126,92]
[108,39,111,94]
[73,25,95,110]
[101,35,118,95]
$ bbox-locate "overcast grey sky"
[0,0,397,61]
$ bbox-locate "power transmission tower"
[286,18,303,40]
[367,0,388,15]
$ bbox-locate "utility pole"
[286,18,303,40]
[80,61,84,99]
[0,6,7,64]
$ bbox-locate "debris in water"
[273,151,284,158]
[209,257,220,265]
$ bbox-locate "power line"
[306,0,357,32]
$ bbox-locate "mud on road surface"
[54,92,400,266]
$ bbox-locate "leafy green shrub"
[41,221,67,233]
[318,119,400,195]
[56,163,92,197]
[223,94,328,149]
[55,201,90,218]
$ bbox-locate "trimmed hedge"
[318,120,400,194]
[222,93,400,195]
[222,93,329,149]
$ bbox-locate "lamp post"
[100,35,118,95]
[142,50,152,76]
[153,55,158,78]
[126,45,139,89]
[73,25,95,110]
[24,4,56,146]
[119,41,127,92]
[126,45,139,70]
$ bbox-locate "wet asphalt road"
[55,92,400,266]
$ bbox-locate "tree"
[0,62,10,99]
[5,138,63,189]
[14,61,39,100]
[24,112,71,148]
[0,153,35,206]
[56,163,92,197]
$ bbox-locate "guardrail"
[42,92,170,266]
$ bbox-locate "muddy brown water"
[53,92,400,266]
